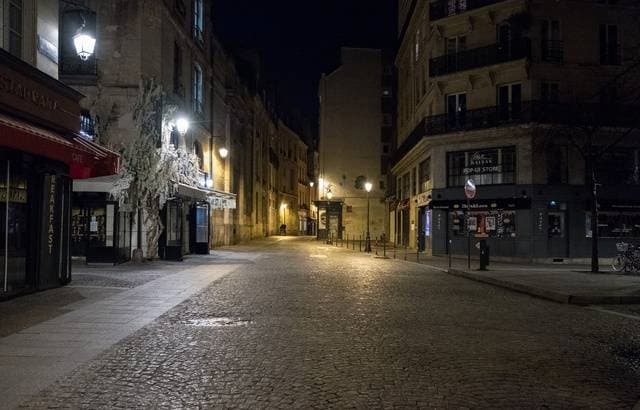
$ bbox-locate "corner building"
[393,0,640,261]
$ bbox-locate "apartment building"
[392,0,640,261]
[318,47,388,241]
[0,1,118,297]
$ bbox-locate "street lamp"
[364,181,373,252]
[280,203,288,235]
[73,17,96,61]
[176,117,189,136]
[218,147,229,158]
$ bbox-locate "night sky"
[213,1,397,139]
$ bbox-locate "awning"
[73,174,120,193]
[0,113,119,178]
[177,183,209,201]
[208,189,236,210]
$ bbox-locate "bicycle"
[612,242,640,273]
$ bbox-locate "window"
[498,83,522,121]
[418,158,431,192]
[8,0,23,57]
[600,24,620,65]
[193,141,204,169]
[446,93,467,129]
[382,114,393,127]
[80,110,95,140]
[452,209,517,238]
[597,148,639,186]
[401,173,410,200]
[541,20,562,63]
[541,82,559,102]
[414,29,421,62]
[192,63,203,115]
[174,42,183,97]
[446,36,466,55]
[447,146,516,187]
[411,168,417,196]
[546,145,568,184]
[193,0,204,45]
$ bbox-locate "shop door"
[548,210,569,259]
[86,203,117,264]
[0,159,29,294]
[189,202,210,254]
[162,200,183,261]
[417,207,426,252]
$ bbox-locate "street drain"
[186,317,251,328]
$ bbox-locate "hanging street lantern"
[73,16,96,61]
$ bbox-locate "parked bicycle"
[612,242,640,273]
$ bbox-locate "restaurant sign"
[463,151,502,175]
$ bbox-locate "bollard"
[393,242,396,259]
[346,235,349,249]
[383,235,386,258]
[448,239,452,269]
[404,243,408,261]
[417,247,420,263]
[359,235,362,252]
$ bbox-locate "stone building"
[0,0,118,297]
[392,0,640,261]
[59,0,242,260]
[318,47,388,241]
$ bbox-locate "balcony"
[430,0,506,21]
[430,38,530,77]
[392,101,639,165]
[541,40,564,63]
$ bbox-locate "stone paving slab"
[0,262,242,409]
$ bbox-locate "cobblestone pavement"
[19,237,640,408]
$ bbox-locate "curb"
[447,269,640,305]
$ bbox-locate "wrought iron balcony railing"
[429,0,506,21]
[429,38,530,77]
[541,40,564,63]
[393,101,640,165]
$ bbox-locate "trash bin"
[479,239,490,270]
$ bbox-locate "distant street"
[13,237,640,408]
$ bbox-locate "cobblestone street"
[12,237,640,408]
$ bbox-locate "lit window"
[192,63,203,115]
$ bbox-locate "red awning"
[0,113,119,179]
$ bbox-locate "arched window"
[193,141,204,169]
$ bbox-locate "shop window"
[451,209,517,238]
[447,146,516,187]
[548,211,565,238]
[586,212,640,238]
[401,172,410,200]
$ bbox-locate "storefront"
[429,197,532,259]
[0,48,118,298]
[315,200,343,240]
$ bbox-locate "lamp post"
[365,182,373,252]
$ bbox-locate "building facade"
[60,0,240,260]
[392,0,640,261]
[318,47,388,241]
[0,1,117,298]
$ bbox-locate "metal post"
[448,239,452,269]
[404,243,407,260]
[4,160,9,292]
[393,241,396,259]
[346,235,349,249]
[467,197,471,270]
[383,234,386,258]
[365,192,371,252]
[359,235,362,252]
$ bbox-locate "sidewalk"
[331,239,640,305]
[0,252,250,409]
